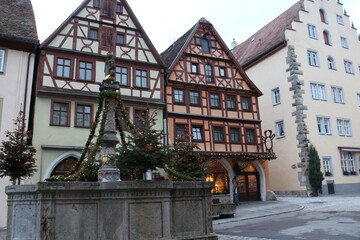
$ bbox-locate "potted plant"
[325,171,332,177]
[343,171,349,175]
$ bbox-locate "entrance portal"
[236,163,260,201]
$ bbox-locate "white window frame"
[341,152,357,175]
[336,14,344,25]
[337,119,352,137]
[0,49,5,73]
[322,157,333,176]
[317,116,331,135]
[310,83,327,101]
[307,50,320,67]
[307,24,317,39]
[340,36,349,49]
[331,86,345,104]
[327,56,336,70]
[344,60,354,74]
[275,121,285,138]
[271,88,281,106]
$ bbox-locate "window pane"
[0,49,5,72]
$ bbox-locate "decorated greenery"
[0,111,37,185]
[308,144,324,196]
[166,128,207,181]
[116,109,167,179]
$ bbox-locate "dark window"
[189,91,200,105]
[51,157,78,177]
[191,63,198,74]
[219,67,226,77]
[89,29,98,40]
[213,127,224,142]
[116,3,122,13]
[210,40,216,48]
[205,64,214,82]
[229,128,240,143]
[135,69,147,88]
[101,0,115,18]
[174,89,185,103]
[319,9,327,23]
[116,34,125,45]
[75,104,92,128]
[241,96,251,111]
[93,0,100,8]
[56,58,71,78]
[78,61,93,81]
[175,124,187,140]
[202,38,210,53]
[245,129,256,144]
[210,93,220,108]
[134,109,147,129]
[226,95,236,110]
[51,101,70,126]
[323,31,331,45]
[195,37,202,45]
[116,66,128,85]
[192,126,203,141]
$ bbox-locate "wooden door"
[236,173,260,201]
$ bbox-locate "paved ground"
[1,193,359,239]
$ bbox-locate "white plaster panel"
[142,91,151,98]
[43,76,55,88]
[49,36,65,47]
[132,89,140,97]
[119,88,131,96]
[138,50,146,62]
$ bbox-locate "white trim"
[43,151,81,180]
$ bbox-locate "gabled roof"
[41,0,163,66]
[232,0,304,68]
[0,0,39,45]
[160,18,262,96]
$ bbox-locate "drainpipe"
[22,45,37,124]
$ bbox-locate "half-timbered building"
[161,18,276,202]
[31,0,164,181]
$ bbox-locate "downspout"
[22,45,37,123]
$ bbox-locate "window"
[323,31,331,45]
[307,50,319,67]
[317,116,331,135]
[229,128,240,143]
[189,91,200,105]
[310,83,326,101]
[213,127,224,142]
[93,0,100,8]
[134,109,147,129]
[202,38,210,53]
[75,104,92,128]
[100,0,115,18]
[0,49,5,73]
[115,66,128,85]
[174,89,185,103]
[195,37,201,45]
[344,60,354,74]
[205,64,214,82]
[307,24,317,39]
[271,88,281,105]
[175,124,187,140]
[322,157,333,176]
[56,57,71,78]
[206,161,230,194]
[135,69,147,88]
[191,63,198,74]
[226,95,236,110]
[319,9,327,23]
[357,93,360,107]
[100,28,114,51]
[192,126,203,141]
[245,129,255,144]
[341,152,357,175]
[117,107,129,129]
[50,157,78,177]
[341,37,349,49]
[331,87,344,104]
[210,40,216,48]
[116,3,122,13]
[89,29,98,40]
[210,93,220,108]
[337,119,352,137]
[336,14,344,25]
[78,61,93,81]
[116,34,125,45]
[327,57,336,70]
[219,67,226,77]
[241,96,251,111]
[275,121,285,138]
[51,101,70,126]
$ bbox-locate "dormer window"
[202,38,210,53]
[116,3,123,13]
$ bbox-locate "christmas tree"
[116,110,168,179]
[166,128,207,181]
[0,111,37,185]
[308,144,324,196]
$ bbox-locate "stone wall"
[6,181,217,240]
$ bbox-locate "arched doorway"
[236,163,260,201]
[50,156,78,177]
[206,160,230,195]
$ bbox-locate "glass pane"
[237,176,246,193]
[248,175,258,192]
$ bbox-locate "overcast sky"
[31,0,360,53]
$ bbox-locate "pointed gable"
[232,0,304,68]
[161,17,261,95]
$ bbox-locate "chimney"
[231,38,237,49]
